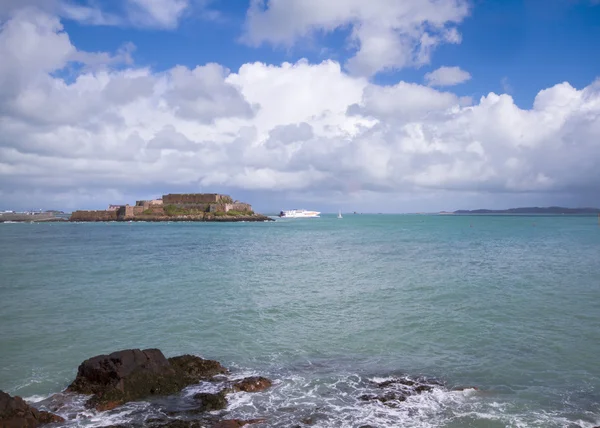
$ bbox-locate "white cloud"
[0,0,191,29]
[243,0,470,76]
[424,66,471,87]
[125,0,189,29]
[1,8,600,212]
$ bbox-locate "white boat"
[278,209,320,218]
[338,210,343,219]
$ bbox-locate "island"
[446,207,600,215]
[70,193,273,222]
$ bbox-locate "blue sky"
[0,0,599,212]
[61,0,600,107]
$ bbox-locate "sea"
[1,214,599,427]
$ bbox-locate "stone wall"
[162,193,229,205]
[166,203,210,211]
[135,199,163,208]
[70,210,118,221]
[209,203,252,213]
[116,205,144,219]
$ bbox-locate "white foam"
[23,394,52,403]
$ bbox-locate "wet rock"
[192,391,227,412]
[168,355,227,383]
[359,392,407,405]
[211,419,266,428]
[40,393,71,413]
[359,377,442,407]
[145,421,206,428]
[66,348,227,411]
[230,377,272,393]
[0,390,65,427]
[413,384,433,394]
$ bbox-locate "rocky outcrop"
[211,420,266,428]
[66,349,227,411]
[230,377,272,393]
[109,418,266,428]
[0,390,64,428]
[359,377,443,407]
[192,391,228,412]
[167,355,228,382]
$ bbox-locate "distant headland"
[70,193,273,222]
[440,207,600,215]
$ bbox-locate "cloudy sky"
[1,0,599,213]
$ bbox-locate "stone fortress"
[70,193,255,221]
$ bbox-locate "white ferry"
[278,209,320,218]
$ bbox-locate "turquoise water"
[1,215,599,427]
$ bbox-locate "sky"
[0,0,599,213]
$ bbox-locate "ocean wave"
[19,367,600,428]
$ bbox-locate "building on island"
[72,193,253,221]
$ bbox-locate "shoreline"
[0,348,477,428]
[68,214,274,223]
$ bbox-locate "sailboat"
[337,210,343,219]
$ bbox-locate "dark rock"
[359,392,407,406]
[211,419,266,428]
[145,421,206,428]
[230,377,272,393]
[192,391,227,412]
[0,390,65,428]
[413,384,433,394]
[66,349,227,411]
[168,355,227,383]
[360,377,442,407]
[106,417,265,428]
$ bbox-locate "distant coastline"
[1,193,274,223]
[443,207,600,215]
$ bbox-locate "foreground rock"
[230,377,272,393]
[66,349,227,411]
[192,391,228,412]
[0,391,64,428]
[108,418,266,428]
[359,377,443,407]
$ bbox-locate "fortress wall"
[162,194,228,204]
[70,210,117,221]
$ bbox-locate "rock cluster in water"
[359,376,445,406]
[0,348,273,428]
[0,391,65,427]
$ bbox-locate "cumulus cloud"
[424,66,471,87]
[1,7,600,211]
[243,0,470,76]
